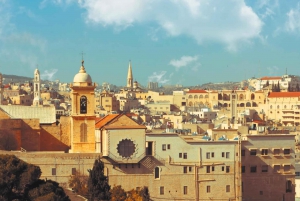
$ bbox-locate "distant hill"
[2,74,33,84]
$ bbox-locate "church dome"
[73,61,92,83]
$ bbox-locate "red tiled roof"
[260,76,281,80]
[268,92,300,98]
[187,89,207,93]
[95,114,119,129]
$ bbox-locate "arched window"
[284,105,287,109]
[155,167,160,179]
[80,96,87,114]
[218,94,222,100]
[239,94,243,100]
[224,103,228,107]
[246,102,251,107]
[188,95,193,98]
[240,103,245,107]
[205,95,208,98]
[80,123,87,142]
[270,105,272,109]
[194,95,198,99]
[199,95,203,99]
[251,93,255,100]
[277,105,280,109]
[189,101,193,106]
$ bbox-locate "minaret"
[0,73,3,105]
[127,61,133,88]
[32,68,43,106]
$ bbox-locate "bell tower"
[70,60,96,153]
[32,68,43,106]
[127,61,133,89]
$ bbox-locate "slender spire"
[127,60,133,88]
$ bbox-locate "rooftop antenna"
[80,51,85,66]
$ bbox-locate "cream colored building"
[266,92,300,126]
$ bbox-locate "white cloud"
[169,55,198,70]
[148,71,170,84]
[6,33,47,52]
[286,3,300,33]
[73,0,263,50]
[267,66,279,76]
[41,69,58,80]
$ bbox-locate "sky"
[1,0,300,87]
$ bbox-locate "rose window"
[117,139,136,158]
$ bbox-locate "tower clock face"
[80,96,87,114]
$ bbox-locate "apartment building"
[242,134,295,201]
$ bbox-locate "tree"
[139,186,151,201]
[26,179,70,201]
[68,170,88,196]
[0,154,41,200]
[0,154,69,201]
[110,185,127,201]
[88,157,111,201]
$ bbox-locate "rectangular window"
[52,168,56,176]
[206,152,210,159]
[274,165,280,173]
[72,168,76,175]
[207,185,211,193]
[189,167,192,172]
[206,166,210,173]
[284,149,290,155]
[226,185,230,192]
[162,144,166,151]
[250,165,257,173]
[261,149,268,156]
[183,153,187,159]
[222,152,225,157]
[179,153,182,158]
[284,165,291,172]
[160,186,164,195]
[211,152,214,158]
[226,152,230,158]
[226,166,230,173]
[167,144,171,149]
[222,166,225,171]
[183,186,188,195]
[262,165,268,172]
[250,149,257,156]
[242,166,245,173]
[273,149,280,155]
[183,166,187,173]
[212,166,215,172]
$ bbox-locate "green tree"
[110,185,127,201]
[0,154,69,201]
[0,154,41,200]
[88,157,111,201]
[26,179,70,201]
